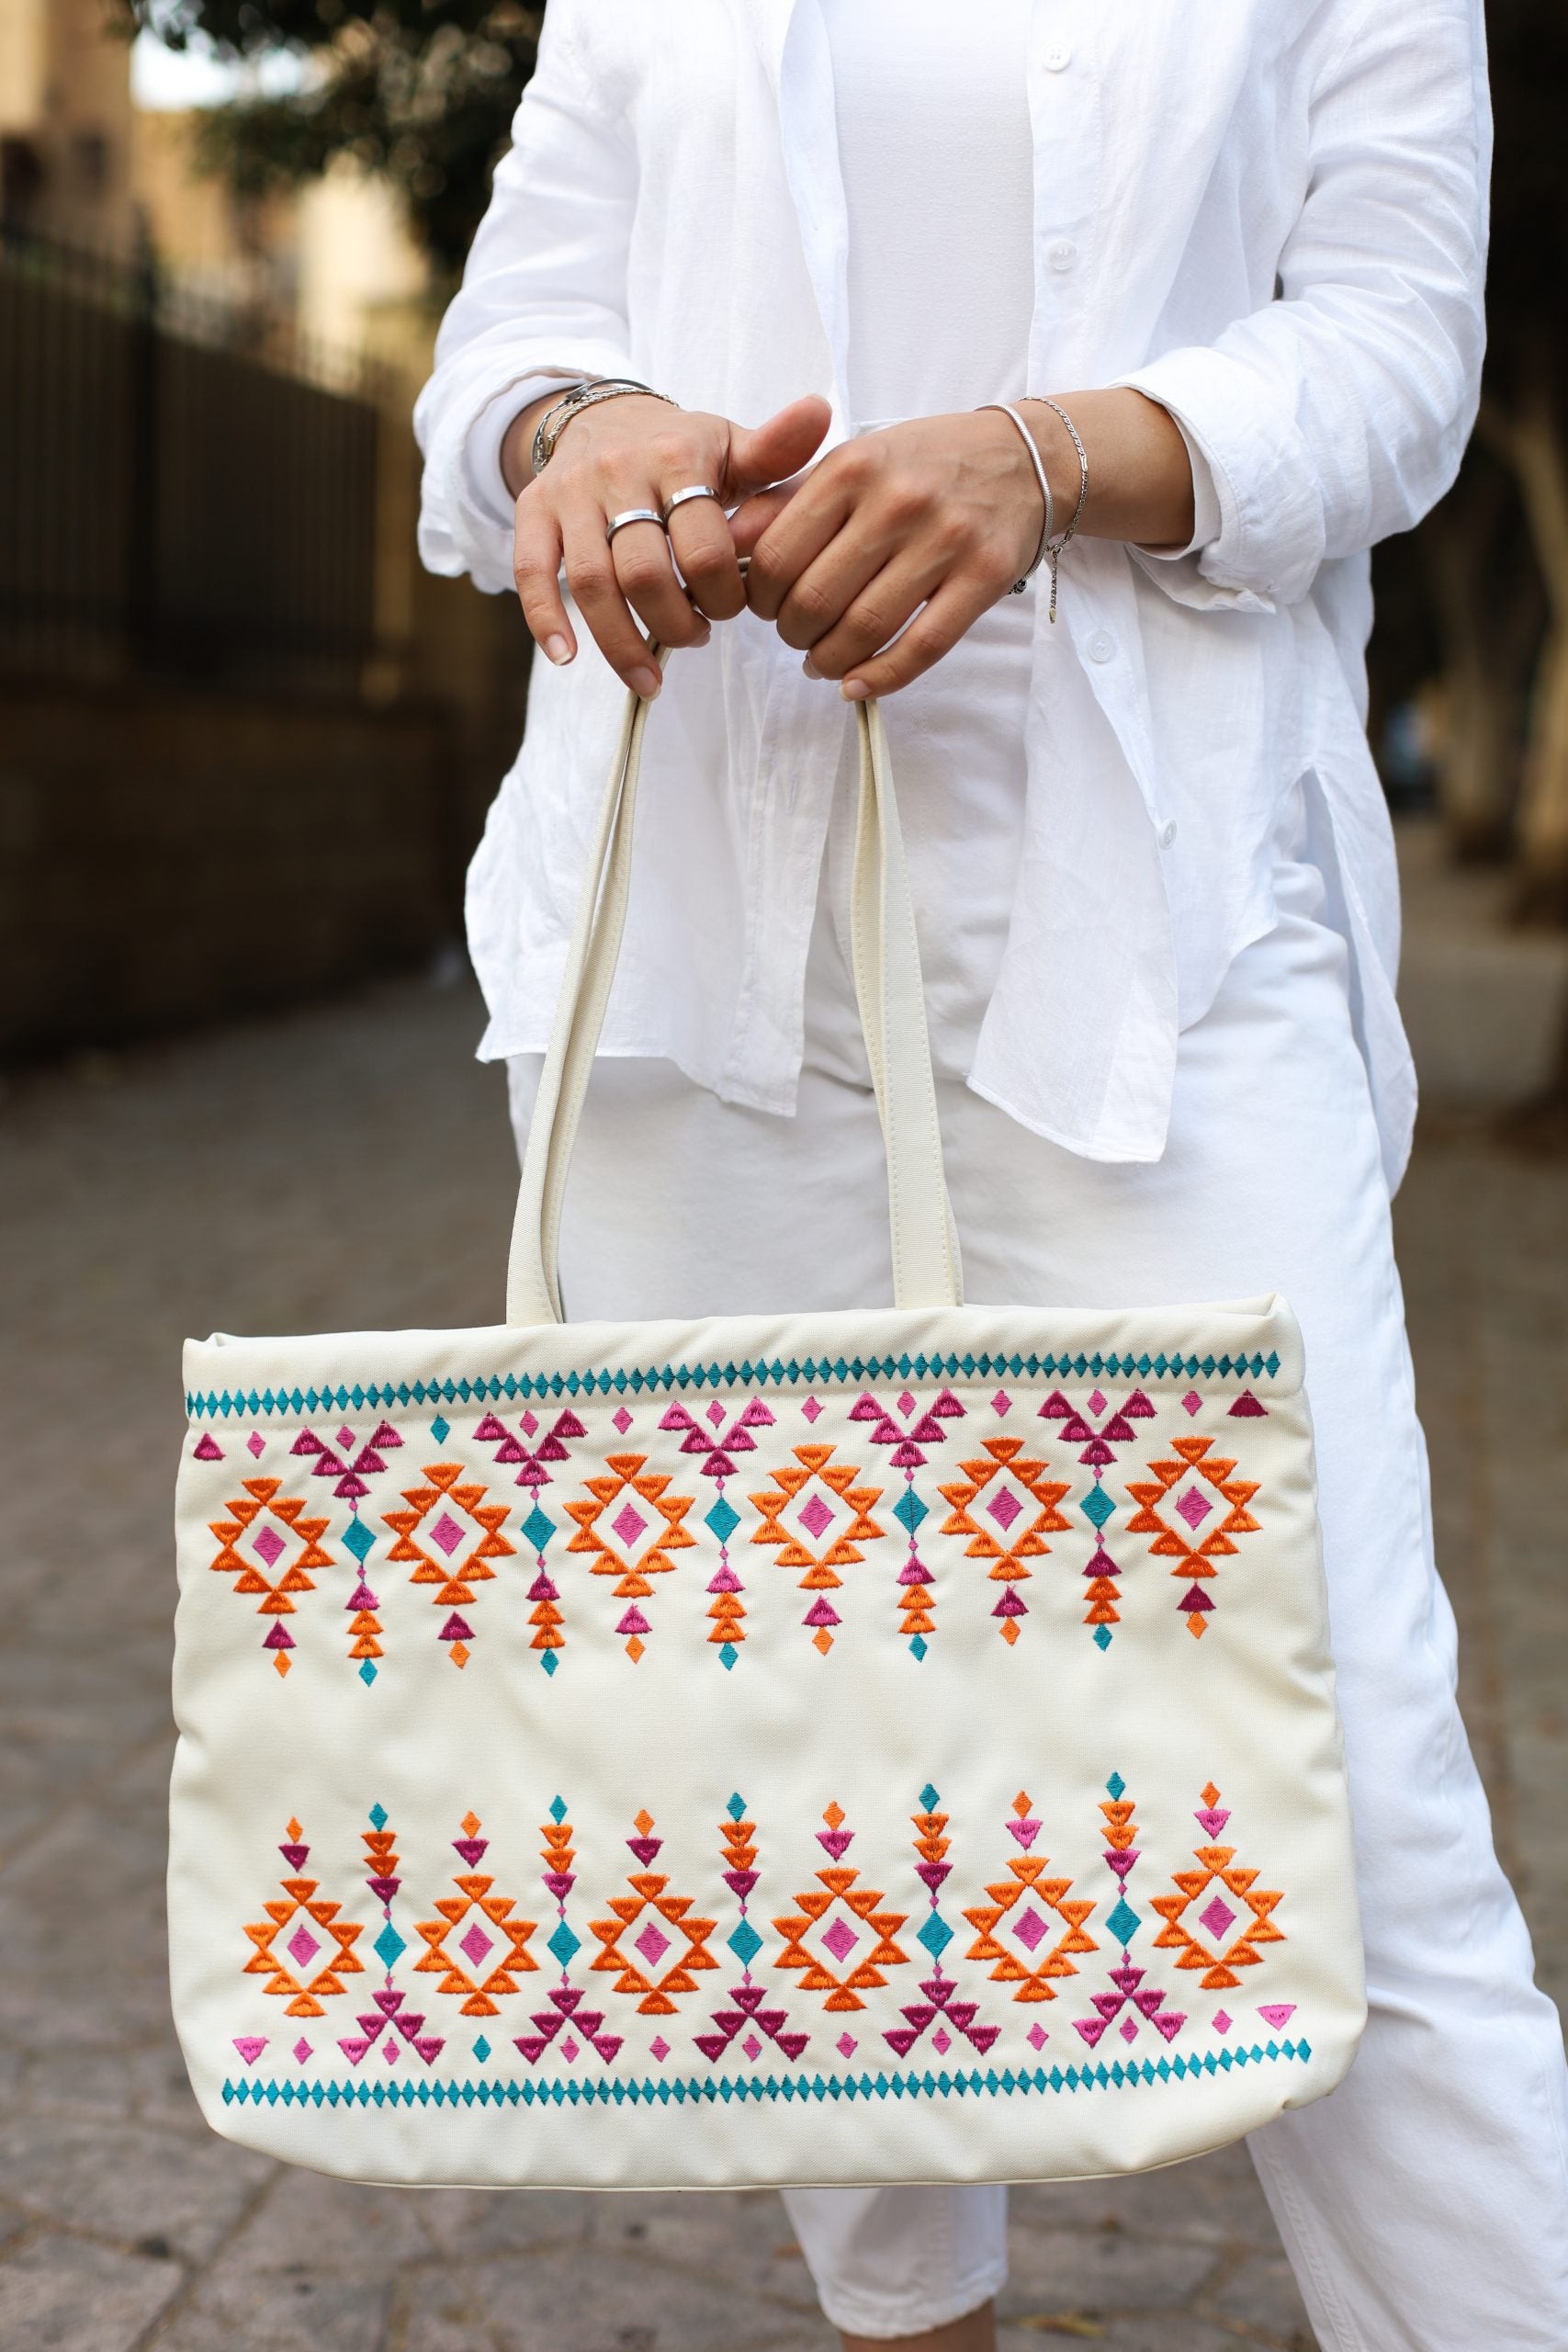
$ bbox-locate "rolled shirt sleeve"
[413,3,637,594]
[1113,0,1489,612]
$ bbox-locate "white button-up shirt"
[414,0,1489,1190]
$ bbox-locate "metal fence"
[0,230,384,697]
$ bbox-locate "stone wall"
[0,672,499,1058]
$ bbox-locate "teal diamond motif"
[431,1415,450,1443]
[1081,1486,1115,1528]
[894,1488,927,1534]
[727,1792,747,1821]
[472,2036,491,2062]
[705,1497,740,1544]
[728,1919,763,1966]
[719,1642,738,1670]
[917,1914,953,1960]
[1105,1897,1141,1949]
[523,1505,555,1552]
[1106,1772,1126,1799]
[358,1660,378,1685]
[368,1803,388,1830]
[1094,1626,1112,1651]
[919,1782,941,1811]
[548,1795,567,1823]
[909,1634,928,1660]
[374,1923,406,1970]
[547,1920,581,1966]
[540,1651,558,1678]
[344,1518,375,1562]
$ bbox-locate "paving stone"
[0,2232,184,2350]
[1010,2143,1277,2249]
[414,2181,596,2261]
[0,2114,274,2263]
[1204,2248,1316,2339]
[998,2222,1219,2323]
[581,2189,824,2312]
[395,2241,829,2351]
[148,2265,391,2352]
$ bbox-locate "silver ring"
[605,507,667,543]
[660,484,721,523]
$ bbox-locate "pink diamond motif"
[521,1410,538,1436]
[1120,2016,1139,2042]
[706,1402,726,1428]
[430,1511,466,1556]
[897,1391,917,1417]
[1011,1905,1049,1953]
[741,2033,762,2061]
[836,2032,857,2058]
[991,1390,1011,1416]
[383,2040,400,2064]
[1181,1391,1202,1417]
[820,1917,859,1963]
[246,1432,265,1457]
[801,1396,822,1423]
[1027,2023,1047,2050]
[987,1487,1023,1531]
[292,2037,312,2063]
[613,1406,633,1433]
[931,2027,952,2055]
[559,2036,580,2063]
[1176,1487,1213,1530]
[287,1924,321,1968]
[649,2036,671,2061]
[1199,1895,1237,1942]
[612,1502,649,1547]
[1213,2009,1233,2033]
[797,1492,835,1540]
[459,1922,495,1968]
[253,1524,286,1568]
[634,1919,671,1968]
[1089,1390,1108,1416]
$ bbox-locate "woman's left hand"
[731,408,1043,699]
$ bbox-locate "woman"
[415,4,1568,2345]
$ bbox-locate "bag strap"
[504,663,963,1325]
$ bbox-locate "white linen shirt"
[414,0,1490,1189]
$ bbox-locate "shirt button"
[1159,820,1179,848]
[1043,43,1072,70]
[1048,238,1077,273]
[1086,629,1114,663]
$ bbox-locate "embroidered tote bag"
[170,680,1365,2189]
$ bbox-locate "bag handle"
[505,659,963,1325]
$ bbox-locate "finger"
[773,513,921,657]
[840,573,998,700]
[728,478,806,560]
[800,547,948,677]
[512,494,574,664]
[723,395,832,503]
[611,516,710,650]
[665,493,746,620]
[744,456,862,621]
[560,504,664,696]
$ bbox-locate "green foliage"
[120,1,542,278]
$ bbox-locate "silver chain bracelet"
[530,379,675,478]
[1021,397,1089,622]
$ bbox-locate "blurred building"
[0,1,527,1064]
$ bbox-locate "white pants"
[507,811,1568,2349]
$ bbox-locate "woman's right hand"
[504,392,830,696]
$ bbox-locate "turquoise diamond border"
[221,2037,1309,2111]
[187,1348,1283,1421]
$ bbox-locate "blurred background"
[0,8,1563,2350]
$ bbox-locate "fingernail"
[802,654,820,680]
[841,678,870,701]
[544,633,573,665]
[692,622,712,648]
[630,665,661,698]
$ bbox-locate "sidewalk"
[0,830,1562,2352]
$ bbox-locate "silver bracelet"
[530,379,675,477]
[1021,396,1089,623]
[981,403,1055,594]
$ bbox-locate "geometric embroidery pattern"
[382,1464,515,1667]
[564,1454,697,1661]
[750,1446,886,1655]
[938,1439,1072,1645]
[228,1778,1296,2098]
[209,1479,333,1675]
[1125,1431,1263,1637]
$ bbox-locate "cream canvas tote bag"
[170,683,1366,2188]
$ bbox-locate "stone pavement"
[1,820,1563,2352]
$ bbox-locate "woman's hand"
[503,391,830,696]
[734,390,1196,697]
